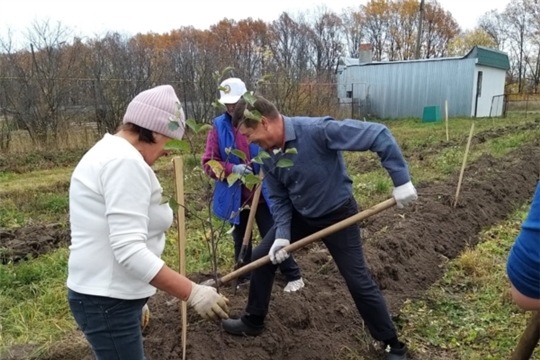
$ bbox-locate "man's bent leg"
[244,226,279,318]
[222,227,278,336]
[323,225,397,341]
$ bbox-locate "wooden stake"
[454,122,475,207]
[511,311,540,360]
[445,100,449,141]
[232,172,264,292]
[172,157,188,360]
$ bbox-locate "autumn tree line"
[0,0,539,149]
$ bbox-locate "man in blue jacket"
[222,95,417,360]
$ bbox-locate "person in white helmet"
[202,78,304,292]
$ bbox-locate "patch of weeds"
[374,178,391,194]
[0,190,69,225]
[487,131,540,157]
[0,149,86,173]
[398,206,540,359]
[0,249,74,348]
[0,199,26,228]
[36,193,69,214]
[433,147,464,175]
[0,171,16,182]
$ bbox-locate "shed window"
[346,90,353,98]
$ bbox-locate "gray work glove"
[232,164,253,176]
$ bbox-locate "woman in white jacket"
[67,85,228,360]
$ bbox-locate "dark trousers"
[245,197,397,341]
[232,201,301,282]
[68,288,148,360]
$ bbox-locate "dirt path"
[135,140,540,360]
[0,224,69,264]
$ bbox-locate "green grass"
[398,206,540,359]
[0,249,72,350]
[0,191,69,228]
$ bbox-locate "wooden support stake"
[173,157,188,360]
[454,122,475,208]
[445,100,449,141]
[511,311,540,360]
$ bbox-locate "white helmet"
[219,78,247,105]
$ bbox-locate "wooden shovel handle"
[241,171,264,248]
[218,197,397,285]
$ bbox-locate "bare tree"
[86,32,163,133]
[341,7,365,58]
[422,1,460,58]
[478,10,507,48]
[502,0,531,93]
[308,6,344,73]
[362,0,391,61]
[0,20,83,146]
[264,12,313,113]
[523,0,540,92]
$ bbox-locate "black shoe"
[385,342,407,360]
[222,318,264,336]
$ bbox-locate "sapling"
[164,66,297,293]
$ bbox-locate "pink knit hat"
[123,85,185,140]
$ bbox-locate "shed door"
[474,71,483,117]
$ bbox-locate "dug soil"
[0,223,69,264]
[139,139,540,360]
[6,139,540,360]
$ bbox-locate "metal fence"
[505,93,540,115]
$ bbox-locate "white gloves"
[187,282,229,321]
[232,164,253,176]
[392,181,418,209]
[269,238,290,264]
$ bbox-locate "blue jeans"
[68,288,148,360]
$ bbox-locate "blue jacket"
[507,181,540,299]
[212,113,273,225]
[262,116,411,240]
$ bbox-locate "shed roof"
[464,46,511,70]
[338,46,510,71]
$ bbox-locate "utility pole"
[415,0,425,59]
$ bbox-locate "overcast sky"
[0,0,511,45]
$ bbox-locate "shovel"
[205,197,397,287]
[232,172,264,293]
